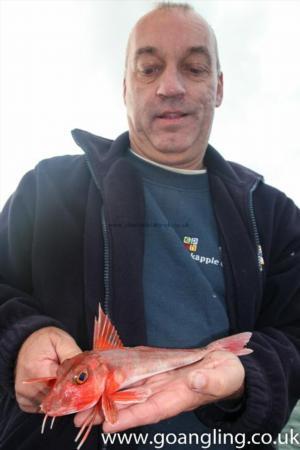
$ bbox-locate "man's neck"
[129,148,207,175]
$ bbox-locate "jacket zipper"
[101,211,108,448]
[101,207,111,317]
[249,178,264,272]
[84,155,111,314]
[84,155,110,450]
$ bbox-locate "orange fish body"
[25,305,252,449]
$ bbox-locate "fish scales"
[96,346,209,388]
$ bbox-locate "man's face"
[124,9,223,169]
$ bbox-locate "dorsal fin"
[93,303,124,350]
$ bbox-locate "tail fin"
[208,332,253,356]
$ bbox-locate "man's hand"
[15,326,81,413]
[74,350,245,432]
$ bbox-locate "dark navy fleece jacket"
[0,130,300,450]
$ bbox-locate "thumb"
[51,329,82,362]
[189,371,207,393]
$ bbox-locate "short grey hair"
[155,2,194,12]
[125,1,221,75]
[154,2,221,74]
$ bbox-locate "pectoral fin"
[111,386,151,404]
[102,386,151,424]
[102,391,118,424]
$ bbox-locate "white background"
[1,0,300,435]
[1,0,300,208]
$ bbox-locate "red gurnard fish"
[25,305,253,449]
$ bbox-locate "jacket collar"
[71,128,262,190]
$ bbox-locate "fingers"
[16,396,41,413]
[15,379,52,413]
[15,326,82,414]
[52,329,82,363]
[16,389,47,413]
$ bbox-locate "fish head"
[41,351,109,416]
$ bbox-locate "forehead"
[129,10,215,60]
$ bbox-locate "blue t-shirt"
[127,150,235,449]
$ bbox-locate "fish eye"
[73,370,89,385]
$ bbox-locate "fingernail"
[191,372,206,391]
[74,418,81,428]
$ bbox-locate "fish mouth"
[41,399,99,416]
[46,409,79,416]
[41,405,80,416]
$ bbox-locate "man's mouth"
[157,111,188,120]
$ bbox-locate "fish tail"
[208,332,253,356]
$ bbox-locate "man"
[0,3,300,450]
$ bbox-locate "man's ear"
[123,78,127,105]
[215,72,223,107]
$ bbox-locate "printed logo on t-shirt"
[183,236,222,267]
[183,236,198,252]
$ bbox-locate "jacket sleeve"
[0,170,65,397]
[196,190,300,437]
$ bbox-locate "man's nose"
[156,67,186,99]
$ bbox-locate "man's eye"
[139,66,161,76]
[184,65,208,77]
[190,68,203,74]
